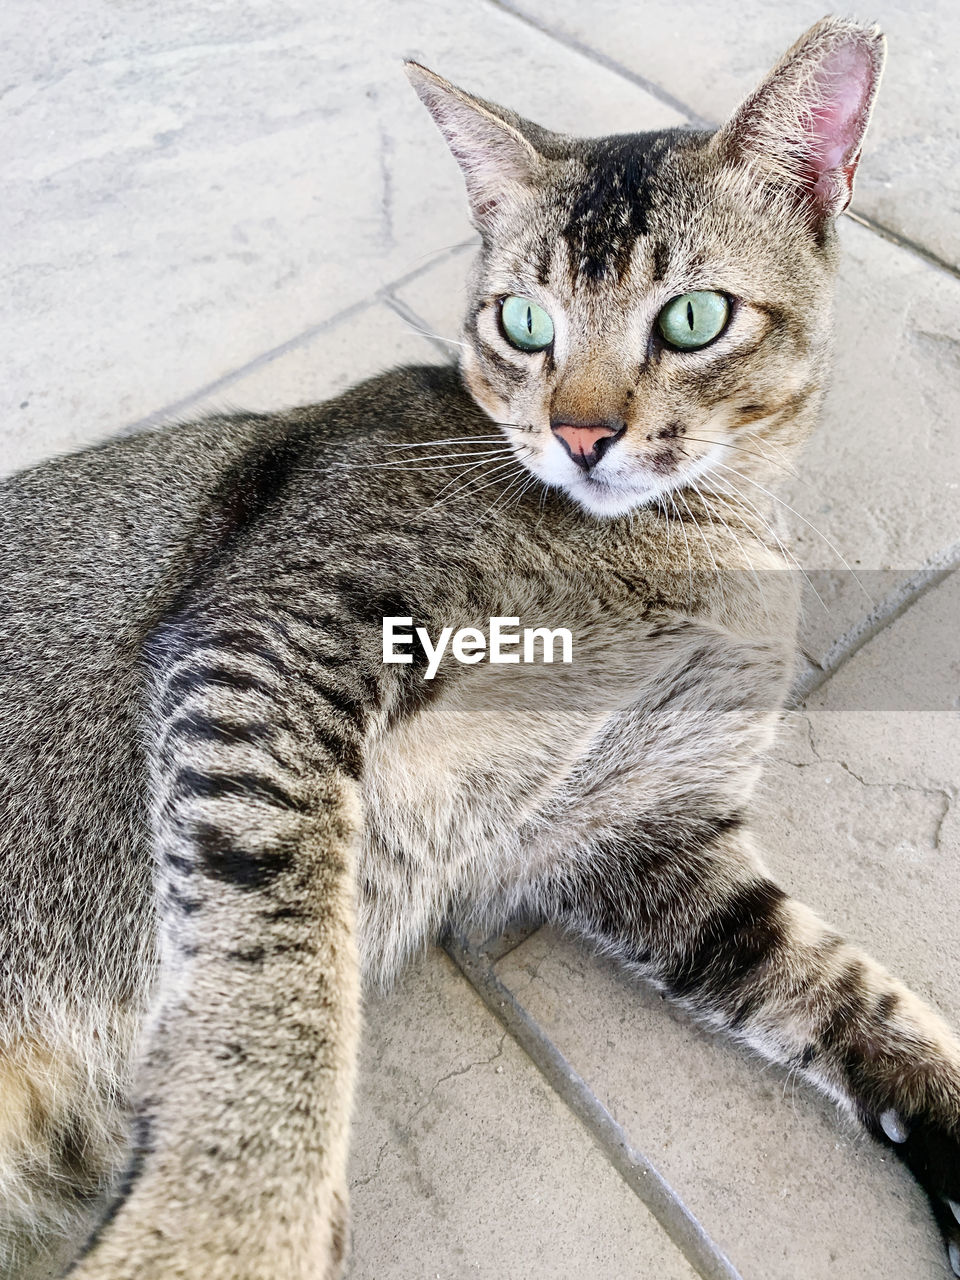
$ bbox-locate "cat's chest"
[353,586,792,982]
[357,617,692,955]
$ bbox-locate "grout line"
[117,241,476,437]
[480,0,710,126]
[381,293,461,364]
[444,929,744,1280]
[117,293,375,437]
[481,0,960,280]
[844,211,960,282]
[451,921,541,965]
[477,923,539,964]
[791,551,960,704]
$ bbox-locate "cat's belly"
[356,616,791,984]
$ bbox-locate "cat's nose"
[550,421,625,471]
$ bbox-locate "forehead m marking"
[562,132,673,283]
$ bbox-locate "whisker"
[667,492,695,609]
[513,473,540,512]
[395,316,471,351]
[741,429,798,468]
[732,430,815,490]
[330,448,517,472]
[682,435,799,477]
[654,492,669,552]
[659,492,673,555]
[486,475,531,521]
[477,467,532,523]
[462,466,528,522]
[394,238,476,270]
[420,456,523,515]
[711,462,871,601]
[690,476,771,627]
[707,476,830,615]
[734,429,822,494]
[383,436,506,449]
[677,489,726,610]
[436,449,529,495]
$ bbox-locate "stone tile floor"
[4,3,959,1277]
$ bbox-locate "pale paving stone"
[502,0,960,267]
[191,302,442,419]
[346,947,698,1280]
[0,302,441,478]
[494,570,960,1279]
[395,216,960,671]
[3,0,680,470]
[762,572,960,1013]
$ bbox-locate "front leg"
[67,611,365,1280]
[556,817,960,1277]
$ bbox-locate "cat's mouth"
[530,431,727,519]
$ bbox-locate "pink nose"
[551,422,622,471]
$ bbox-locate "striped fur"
[4,16,959,1280]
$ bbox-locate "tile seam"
[115,241,475,437]
[444,929,744,1280]
[792,554,960,704]
[381,293,460,364]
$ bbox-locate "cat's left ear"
[405,62,551,229]
[711,17,885,226]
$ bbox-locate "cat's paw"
[872,1106,960,1276]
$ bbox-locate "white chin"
[521,451,666,519]
[564,475,658,518]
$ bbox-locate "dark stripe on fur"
[651,239,671,282]
[159,663,274,717]
[67,1113,154,1269]
[191,821,294,891]
[50,1112,104,1205]
[664,878,787,1001]
[311,723,364,780]
[203,628,292,675]
[167,711,279,750]
[557,808,745,945]
[173,765,306,812]
[300,676,364,722]
[166,884,203,915]
[563,132,677,281]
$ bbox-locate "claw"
[949,1239,960,1278]
[879,1108,909,1143]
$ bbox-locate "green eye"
[657,290,730,350]
[500,295,554,352]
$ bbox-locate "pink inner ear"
[807,43,875,198]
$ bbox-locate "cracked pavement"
[4,2,959,1278]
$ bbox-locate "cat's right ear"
[404,62,546,229]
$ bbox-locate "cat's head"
[406,17,884,518]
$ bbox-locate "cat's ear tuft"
[712,18,885,226]
[404,62,545,228]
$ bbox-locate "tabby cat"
[2,15,959,1279]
